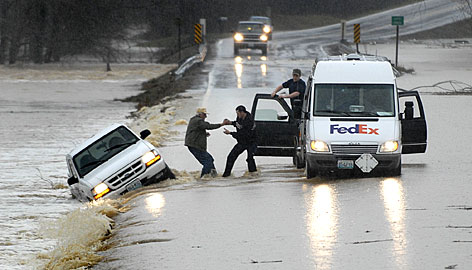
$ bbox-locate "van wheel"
[234,45,239,55]
[295,155,305,169]
[306,160,317,179]
[293,148,305,169]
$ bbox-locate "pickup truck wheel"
[306,160,317,179]
[164,166,176,179]
[261,46,267,56]
[234,45,239,55]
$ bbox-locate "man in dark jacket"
[185,107,229,177]
[222,105,258,177]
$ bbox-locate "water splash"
[37,200,120,270]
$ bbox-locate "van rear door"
[251,94,298,156]
[399,91,427,154]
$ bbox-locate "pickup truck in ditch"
[66,123,175,201]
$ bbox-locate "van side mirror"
[404,101,414,120]
[303,111,310,120]
[140,129,151,139]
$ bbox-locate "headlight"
[93,183,110,200]
[380,141,399,152]
[142,150,161,166]
[259,34,268,41]
[263,25,271,33]
[234,33,244,42]
[310,140,329,152]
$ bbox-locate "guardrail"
[173,43,207,79]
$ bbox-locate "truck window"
[254,99,289,122]
[313,84,394,117]
[73,126,139,177]
[238,23,263,32]
[399,96,422,119]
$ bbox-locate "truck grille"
[105,160,145,189]
[331,144,378,155]
[242,33,261,42]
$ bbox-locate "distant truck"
[233,21,268,55]
[249,16,273,40]
[66,123,175,201]
[296,54,427,177]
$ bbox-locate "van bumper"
[306,152,401,173]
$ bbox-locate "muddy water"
[0,64,173,269]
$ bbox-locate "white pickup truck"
[66,123,174,201]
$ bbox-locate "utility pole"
[175,18,182,61]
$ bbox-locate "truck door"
[399,91,427,154]
[251,94,298,156]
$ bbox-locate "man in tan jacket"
[185,107,230,177]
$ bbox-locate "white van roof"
[313,54,395,84]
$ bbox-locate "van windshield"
[73,126,139,178]
[313,84,395,117]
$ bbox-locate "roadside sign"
[392,16,404,67]
[353,24,360,44]
[392,16,404,26]
[194,23,202,44]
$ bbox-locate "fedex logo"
[330,124,379,135]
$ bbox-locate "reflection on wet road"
[305,184,338,270]
[381,178,407,268]
[145,193,166,218]
[233,55,270,89]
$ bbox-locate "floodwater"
[0,64,175,269]
[2,0,472,268]
[94,40,472,270]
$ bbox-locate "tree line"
[0,0,417,64]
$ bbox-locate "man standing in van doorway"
[185,107,231,178]
[271,68,306,118]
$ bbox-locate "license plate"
[247,43,254,48]
[126,179,142,192]
[337,160,354,169]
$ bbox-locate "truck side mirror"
[67,176,78,185]
[140,129,151,139]
[404,101,414,120]
[277,111,289,120]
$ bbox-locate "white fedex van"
[295,54,427,177]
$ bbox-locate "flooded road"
[0,64,174,269]
[2,0,471,269]
[95,1,472,268]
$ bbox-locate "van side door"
[399,90,427,154]
[251,93,298,156]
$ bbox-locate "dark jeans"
[223,143,257,177]
[188,146,216,177]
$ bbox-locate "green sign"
[392,16,404,26]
